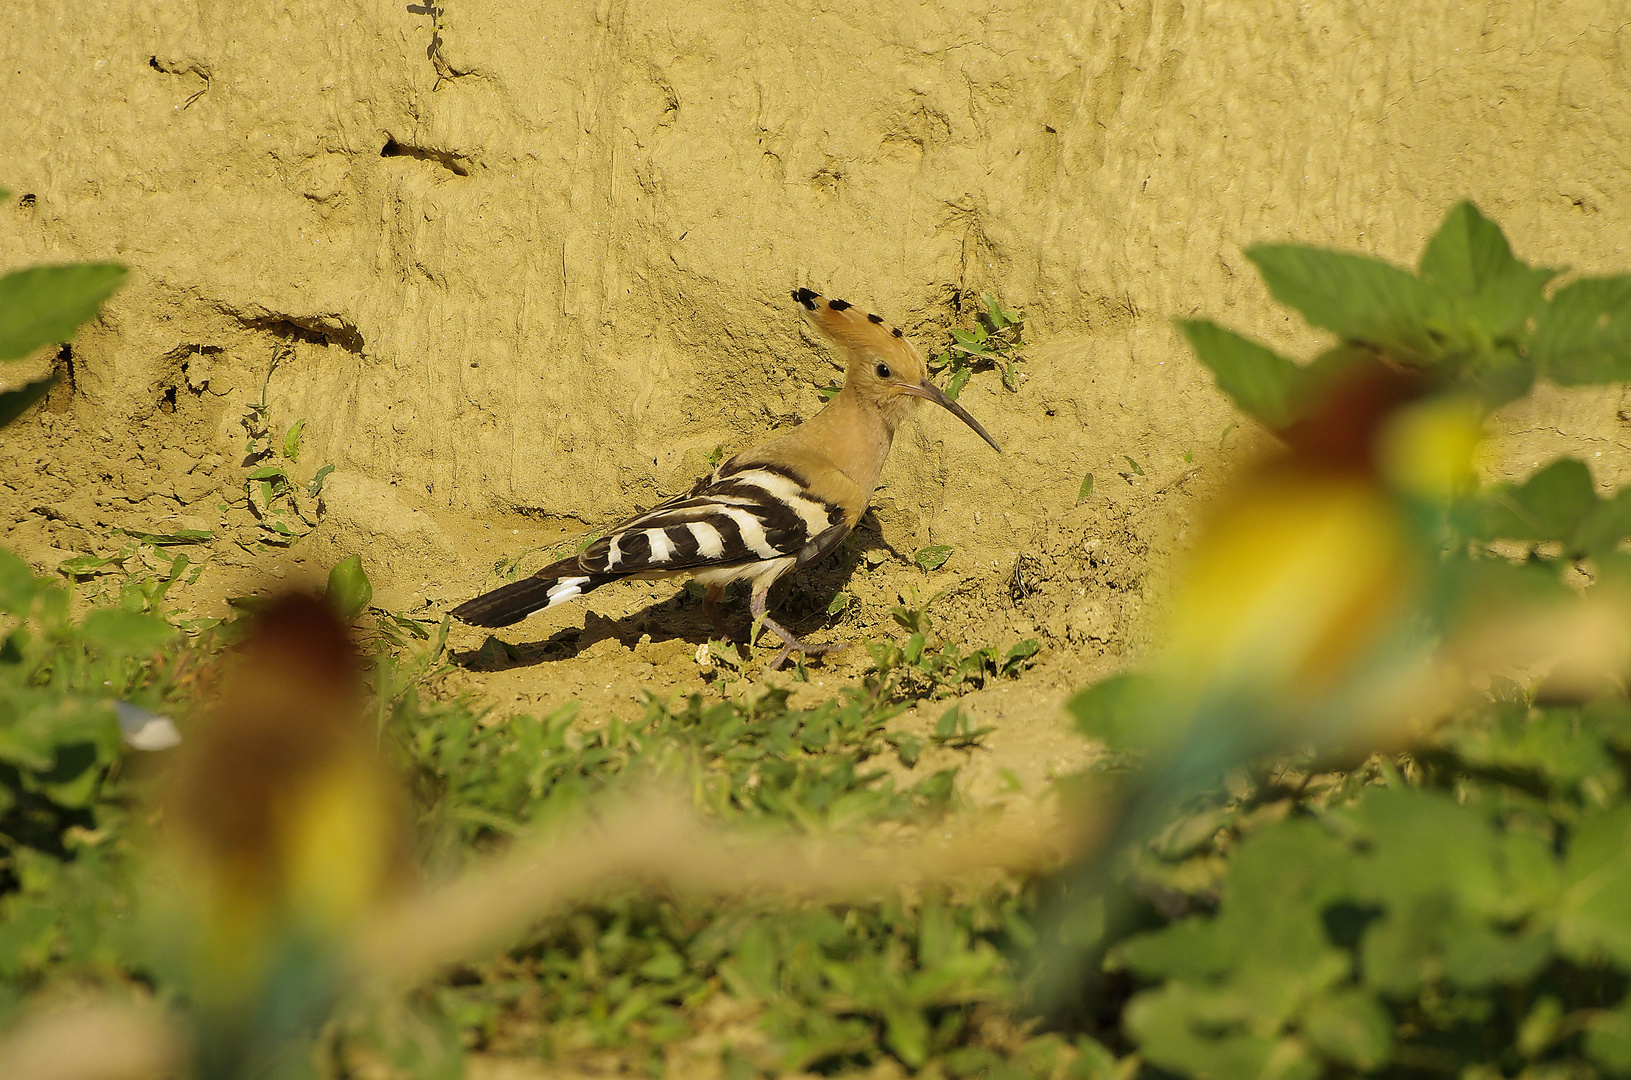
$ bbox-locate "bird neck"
[795,386,902,494]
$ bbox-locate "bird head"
[792,287,1002,451]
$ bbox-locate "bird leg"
[750,584,842,671]
[701,584,731,640]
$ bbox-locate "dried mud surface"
[4,3,1631,1002]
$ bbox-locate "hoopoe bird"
[451,287,1002,668]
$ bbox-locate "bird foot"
[767,639,847,671]
[756,613,845,670]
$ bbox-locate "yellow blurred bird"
[157,594,409,1080]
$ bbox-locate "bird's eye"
[876,363,892,380]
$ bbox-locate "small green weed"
[869,591,1039,702]
[914,543,953,571]
[238,342,329,549]
[932,294,1025,399]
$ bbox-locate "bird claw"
[766,638,846,671]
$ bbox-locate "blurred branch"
[354,787,1096,989]
[0,1004,179,1080]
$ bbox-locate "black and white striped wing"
[577,463,849,575]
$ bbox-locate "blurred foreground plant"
[149,594,412,1080]
[1038,203,1631,1073]
[0,185,126,427]
[1,573,1071,1080]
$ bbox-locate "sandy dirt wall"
[2,1,1630,612]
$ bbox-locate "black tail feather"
[450,568,612,628]
[450,577,559,627]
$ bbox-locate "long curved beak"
[896,381,1002,452]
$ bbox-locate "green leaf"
[945,366,971,401]
[1178,320,1302,429]
[307,462,335,497]
[0,263,128,360]
[282,418,306,461]
[1246,245,1445,359]
[982,294,1012,329]
[1420,202,1523,298]
[1558,805,1631,967]
[1125,983,1320,1080]
[1300,990,1393,1070]
[247,464,288,482]
[57,552,123,578]
[1418,201,1555,339]
[1533,275,1631,385]
[1124,456,1144,476]
[0,547,40,612]
[1003,639,1040,668]
[883,1004,930,1068]
[325,554,373,620]
[79,609,177,653]
[825,591,850,617]
[1477,458,1599,542]
[0,376,54,428]
[1077,473,1094,502]
[116,528,212,546]
[1067,672,1171,754]
[1586,997,1631,1074]
[913,545,952,571]
[1572,488,1631,556]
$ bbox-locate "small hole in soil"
[45,344,75,413]
[381,138,404,158]
[158,385,178,414]
[148,56,162,71]
[17,193,34,208]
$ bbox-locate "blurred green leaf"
[1247,245,1444,360]
[1178,320,1301,429]
[325,554,373,620]
[1300,989,1393,1070]
[1420,202,1524,297]
[79,609,176,653]
[1586,997,1631,1074]
[0,263,128,360]
[1558,805,1631,967]
[1476,458,1598,542]
[1068,673,1170,754]
[1124,456,1144,476]
[0,547,39,612]
[1571,489,1631,556]
[1077,473,1094,502]
[1533,275,1631,385]
[1125,983,1320,1080]
[0,376,54,428]
[1418,201,1555,338]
